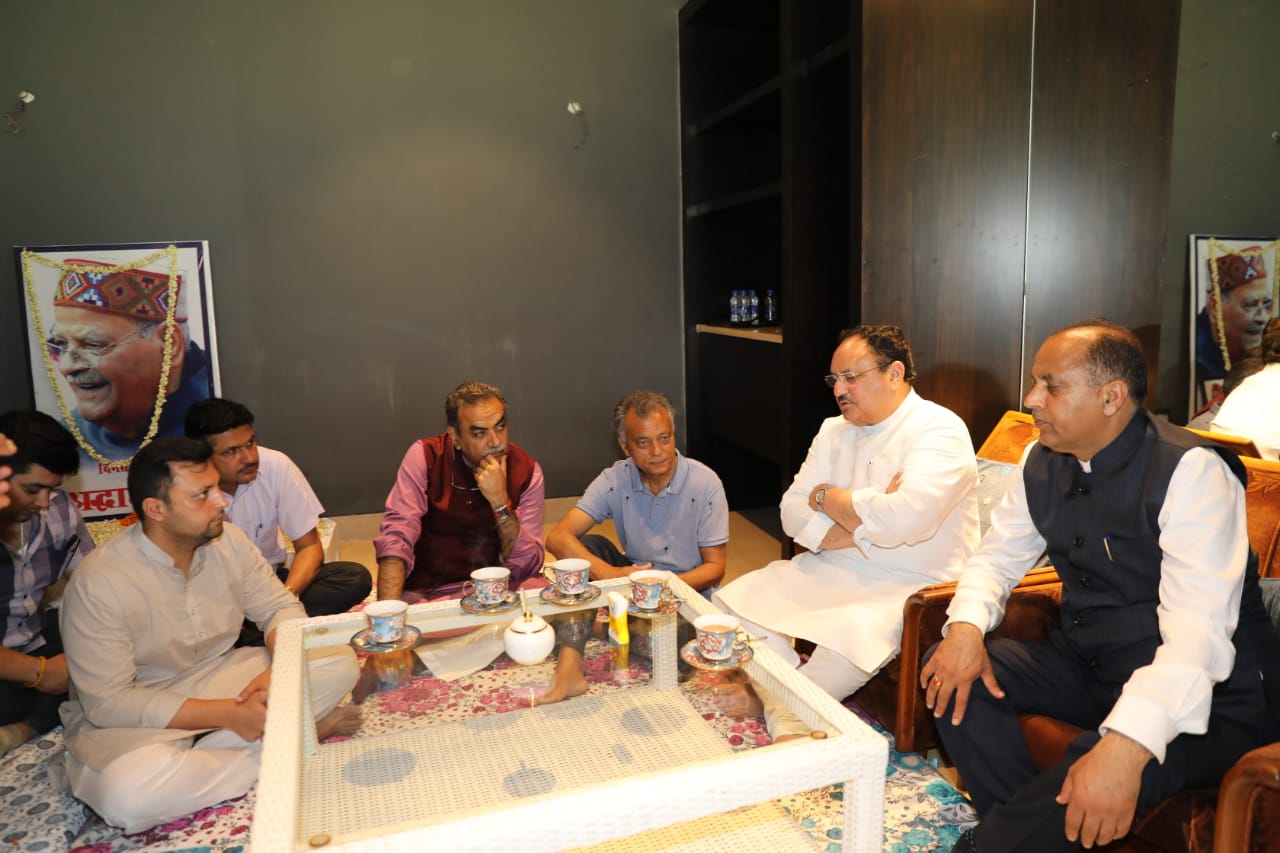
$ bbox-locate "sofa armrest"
[892,566,1061,753]
[1215,741,1280,852]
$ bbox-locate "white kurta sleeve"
[945,444,1047,634]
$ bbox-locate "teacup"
[551,558,591,596]
[462,566,511,606]
[630,569,672,611]
[694,613,743,661]
[364,599,409,644]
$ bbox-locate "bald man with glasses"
[713,324,980,736]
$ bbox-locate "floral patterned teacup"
[630,569,673,611]
[364,599,409,644]
[694,613,742,662]
[462,566,511,606]
[551,558,590,596]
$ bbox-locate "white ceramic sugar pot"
[504,591,555,665]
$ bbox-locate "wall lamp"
[6,91,35,135]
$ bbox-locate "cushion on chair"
[975,458,1019,535]
[976,411,1039,465]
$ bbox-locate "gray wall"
[1157,0,1280,419]
[0,1,684,513]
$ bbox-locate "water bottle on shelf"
[762,289,778,325]
[728,290,741,325]
[747,289,759,324]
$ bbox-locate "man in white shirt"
[185,399,370,631]
[715,324,979,707]
[924,319,1280,852]
[1211,318,1280,461]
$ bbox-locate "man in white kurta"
[59,437,360,833]
[716,324,980,700]
[1210,319,1280,461]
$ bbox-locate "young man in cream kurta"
[59,438,360,833]
[715,325,979,721]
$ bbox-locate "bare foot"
[773,733,809,743]
[535,650,590,706]
[352,649,415,703]
[316,705,362,740]
[0,723,36,756]
[710,682,764,718]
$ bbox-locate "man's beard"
[199,518,225,543]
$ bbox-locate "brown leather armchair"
[891,455,1280,852]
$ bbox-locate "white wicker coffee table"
[252,576,887,852]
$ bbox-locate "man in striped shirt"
[0,410,92,754]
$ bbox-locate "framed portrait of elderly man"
[14,241,221,519]
[1188,235,1278,422]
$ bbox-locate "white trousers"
[68,644,359,834]
[712,592,879,698]
[713,592,880,739]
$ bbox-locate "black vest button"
[1077,484,1090,495]
[1089,658,1099,669]
[1072,536,1084,547]
[1080,576,1091,588]
[1073,614,1085,625]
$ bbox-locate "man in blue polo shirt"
[548,390,728,595]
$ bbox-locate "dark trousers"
[239,561,372,646]
[1,619,65,735]
[285,561,372,617]
[928,635,1280,852]
[580,533,630,567]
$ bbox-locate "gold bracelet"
[24,655,47,689]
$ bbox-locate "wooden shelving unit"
[694,323,783,344]
[680,0,856,521]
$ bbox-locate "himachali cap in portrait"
[1212,248,1267,295]
[54,259,187,322]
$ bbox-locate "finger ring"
[930,676,942,687]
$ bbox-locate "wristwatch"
[814,486,830,512]
[493,503,512,523]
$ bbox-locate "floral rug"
[1,641,974,852]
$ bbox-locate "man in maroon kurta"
[374,382,600,705]
[374,381,546,601]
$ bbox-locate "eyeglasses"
[45,325,151,365]
[823,362,890,388]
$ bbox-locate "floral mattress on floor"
[0,640,975,852]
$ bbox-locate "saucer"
[351,625,421,653]
[539,583,602,607]
[460,592,520,614]
[627,598,680,618]
[680,638,753,671]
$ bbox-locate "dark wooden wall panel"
[862,0,1033,444]
[1022,0,1180,390]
